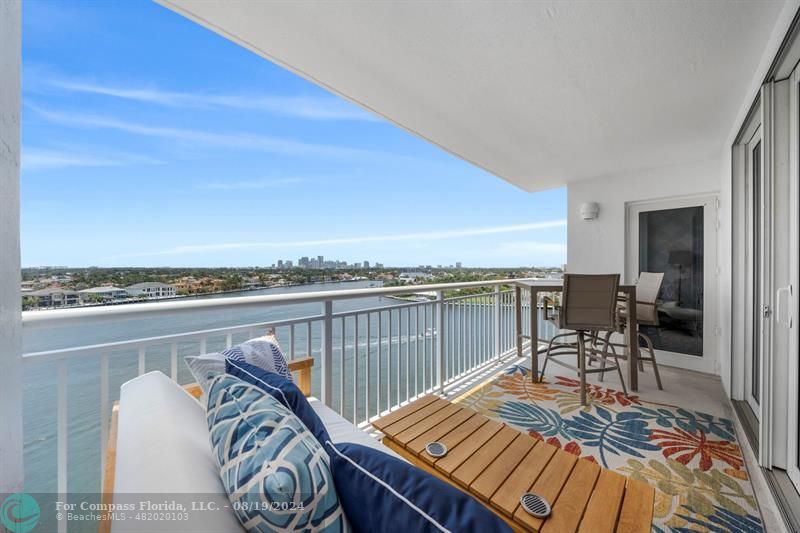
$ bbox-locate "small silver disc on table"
[520,492,551,518]
[425,441,448,457]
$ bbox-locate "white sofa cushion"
[307,398,403,460]
[112,372,244,532]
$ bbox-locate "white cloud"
[45,79,378,121]
[27,105,401,161]
[114,220,567,258]
[196,177,309,190]
[22,147,163,170]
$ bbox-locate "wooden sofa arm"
[287,357,314,397]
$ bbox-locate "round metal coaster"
[425,441,448,457]
[520,492,551,518]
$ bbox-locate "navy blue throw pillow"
[225,359,331,445]
[325,441,512,533]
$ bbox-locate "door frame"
[732,91,774,466]
[787,66,800,491]
[625,194,719,375]
[744,124,764,418]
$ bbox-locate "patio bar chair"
[598,271,665,390]
[540,273,626,405]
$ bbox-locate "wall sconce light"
[580,202,599,220]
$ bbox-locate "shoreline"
[384,294,435,302]
[23,278,374,312]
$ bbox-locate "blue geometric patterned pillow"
[226,359,331,446]
[222,335,294,382]
[206,374,348,532]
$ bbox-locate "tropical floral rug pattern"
[453,365,762,532]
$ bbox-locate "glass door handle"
[776,285,793,328]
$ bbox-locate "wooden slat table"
[374,395,654,533]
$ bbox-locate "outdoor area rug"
[453,364,763,533]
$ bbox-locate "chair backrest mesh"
[561,273,620,331]
[636,272,664,324]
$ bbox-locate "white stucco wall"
[567,157,721,277]
[0,0,23,493]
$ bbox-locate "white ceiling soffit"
[158,0,786,192]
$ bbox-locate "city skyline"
[21,1,567,268]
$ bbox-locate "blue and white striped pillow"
[222,335,293,382]
[206,374,348,532]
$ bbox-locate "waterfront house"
[4,1,800,532]
[124,282,177,299]
[242,275,262,289]
[21,287,81,309]
[399,271,435,283]
[78,286,128,303]
[171,276,202,292]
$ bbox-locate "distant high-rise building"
[375,262,384,269]
[317,255,324,266]
[277,260,284,268]
[299,256,309,268]
[285,260,293,268]
[363,261,369,269]
[456,262,462,269]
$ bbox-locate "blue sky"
[21,0,566,268]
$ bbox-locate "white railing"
[21,278,561,507]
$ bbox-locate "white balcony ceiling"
[159,0,786,191]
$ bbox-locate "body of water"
[21,280,442,494]
[21,279,536,533]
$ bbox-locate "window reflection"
[638,206,704,356]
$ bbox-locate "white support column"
[0,0,23,494]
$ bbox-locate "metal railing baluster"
[340,316,345,415]
[170,343,178,380]
[138,346,146,375]
[290,324,296,360]
[422,304,427,391]
[57,360,68,501]
[366,312,371,420]
[377,310,382,415]
[388,308,393,410]
[415,305,420,397]
[405,307,410,403]
[353,315,359,423]
[100,353,109,479]
[321,301,333,406]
